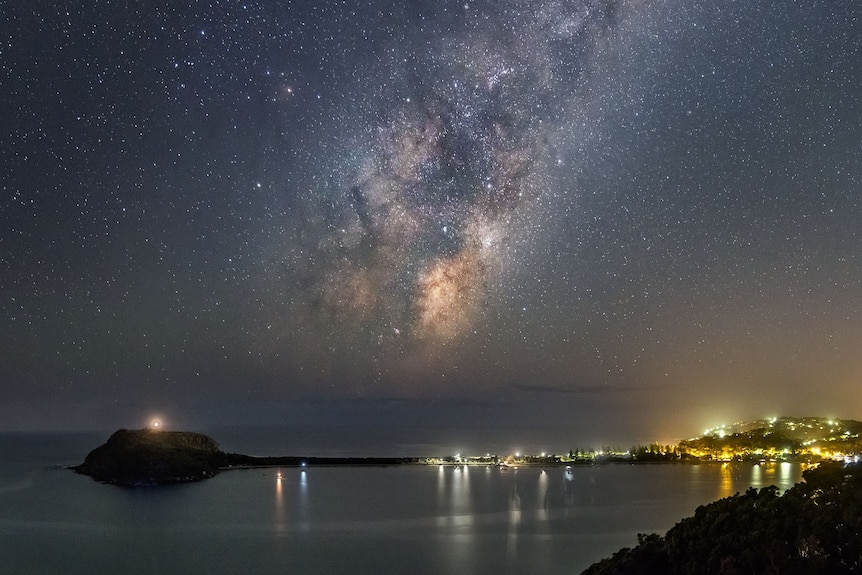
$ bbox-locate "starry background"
[2,0,861,450]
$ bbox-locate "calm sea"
[0,431,804,575]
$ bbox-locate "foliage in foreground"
[582,461,862,575]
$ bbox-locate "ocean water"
[0,432,804,575]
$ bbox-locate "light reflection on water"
[719,463,734,499]
[537,469,550,522]
[718,461,798,500]
[1,441,808,575]
[274,471,285,533]
[507,470,521,560]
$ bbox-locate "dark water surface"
[0,432,803,574]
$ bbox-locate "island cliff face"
[74,429,223,486]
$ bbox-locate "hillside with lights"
[676,417,862,462]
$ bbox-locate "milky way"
[3,0,862,434]
[274,0,620,378]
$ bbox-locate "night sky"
[2,1,861,449]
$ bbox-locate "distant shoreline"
[218,456,816,469]
[74,427,844,486]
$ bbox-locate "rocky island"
[74,429,225,486]
[74,428,416,486]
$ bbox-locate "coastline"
[216,455,821,471]
[73,427,847,486]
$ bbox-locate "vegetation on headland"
[451,418,862,466]
[678,417,862,462]
[581,460,862,575]
[456,417,862,466]
[592,417,862,464]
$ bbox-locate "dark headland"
[582,460,862,574]
[73,429,222,486]
[73,428,415,486]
